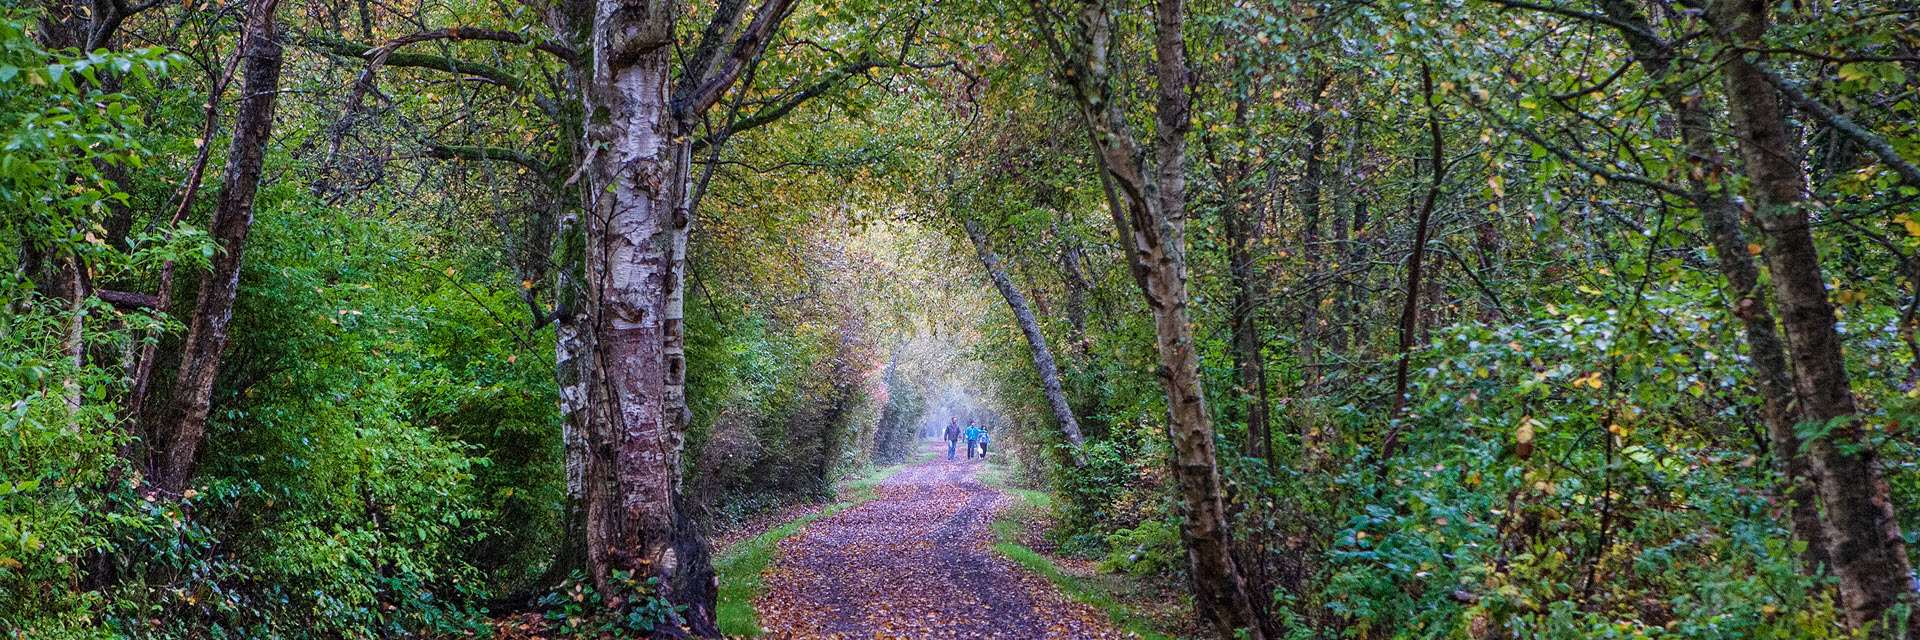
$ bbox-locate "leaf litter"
[755,454,1134,639]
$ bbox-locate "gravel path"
[754,444,1132,639]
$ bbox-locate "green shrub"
[539,570,685,638]
[1100,518,1182,578]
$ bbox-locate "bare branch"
[677,0,802,119]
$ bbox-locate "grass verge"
[980,461,1176,640]
[712,455,924,636]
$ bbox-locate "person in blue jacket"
[964,422,984,459]
[977,427,991,459]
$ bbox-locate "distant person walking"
[944,418,961,460]
[964,422,984,460]
[977,428,991,459]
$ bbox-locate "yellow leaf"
[1747,242,1763,255]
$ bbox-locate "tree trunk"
[1472,210,1502,322]
[578,1,713,627]
[565,0,797,628]
[1222,162,1271,467]
[1057,229,1095,360]
[1386,64,1444,432]
[1119,193,1266,639]
[963,219,1088,465]
[153,0,283,494]
[1297,118,1326,385]
[1595,0,1829,574]
[1029,0,1267,634]
[1713,0,1918,632]
[1329,115,1368,358]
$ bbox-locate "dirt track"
[754,444,1131,639]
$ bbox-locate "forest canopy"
[4,0,1920,637]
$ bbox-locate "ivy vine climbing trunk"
[1711,0,1919,633]
[153,0,283,494]
[1027,0,1267,635]
[963,219,1088,465]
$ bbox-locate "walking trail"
[754,443,1132,639]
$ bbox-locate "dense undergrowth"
[0,7,917,635]
[8,0,1920,635]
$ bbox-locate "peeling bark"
[569,0,797,631]
[579,0,696,612]
[1027,0,1267,634]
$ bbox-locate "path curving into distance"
[754,443,1132,639]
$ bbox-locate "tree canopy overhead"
[6,0,1920,637]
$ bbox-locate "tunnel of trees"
[5,0,1920,636]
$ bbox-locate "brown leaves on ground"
[755,454,1135,639]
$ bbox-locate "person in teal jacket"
[964,422,984,460]
[977,427,991,459]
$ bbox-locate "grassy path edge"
[712,456,924,636]
[979,465,1176,640]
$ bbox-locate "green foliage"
[539,570,685,637]
[990,472,1177,640]
[1307,297,1861,638]
[1099,519,1181,578]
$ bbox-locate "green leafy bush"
[539,570,686,637]
[1100,518,1182,578]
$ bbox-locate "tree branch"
[694,59,885,151]
[679,0,753,102]
[424,143,556,174]
[1478,0,1663,45]
[301,35,529,92]
[368,27,579,63]
[96,289,162,310]
[676,0,802,119]
[1742,55,1920,188]
[1475,100,1693,198]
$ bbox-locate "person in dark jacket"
[943,418,961,460]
